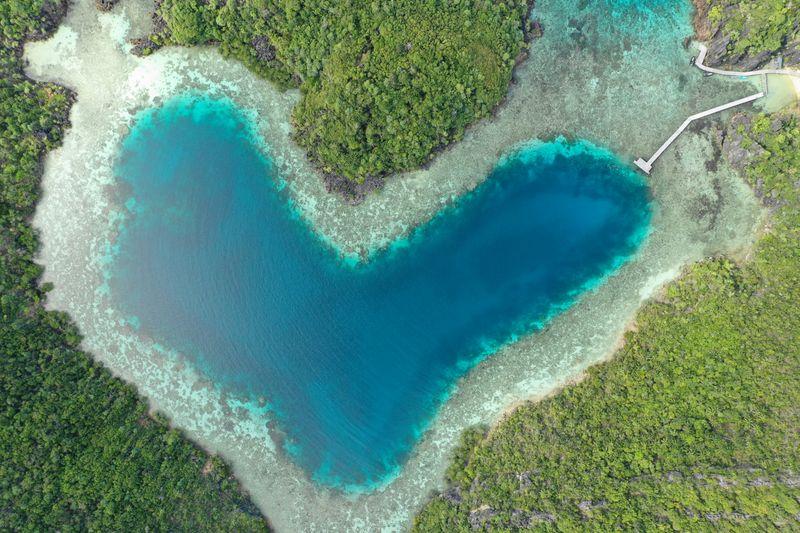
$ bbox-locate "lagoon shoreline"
[25,0,766,529]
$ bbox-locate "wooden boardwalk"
[634,44,798,174]
[633,91,764,174]
[695,44,800,79]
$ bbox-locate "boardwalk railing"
[633,44,799,175]
[633,91,764,174]
[695,44,800,79]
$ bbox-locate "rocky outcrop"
[692,0,800,70]
[130,36,160,57]
[718,113,766,173]
[719,113,791,210]
[95,0,120,12]
[521,0,543,43]
[26,0,69,41]
[128,0,167,57]
[467,506,555,530]
[322,171,385,205]
[251,36,277,62]
[468,506,497,530]
[702,34,775,71]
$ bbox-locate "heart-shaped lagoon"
[109,95,650,489]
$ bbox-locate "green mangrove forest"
[0,1,268,530]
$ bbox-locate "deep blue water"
[110,95,651,489]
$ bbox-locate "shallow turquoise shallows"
[109,95,651,489]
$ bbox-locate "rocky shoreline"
[18,0,69,43]
[692,0,799,70]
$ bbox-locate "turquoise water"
[109,95,651,489]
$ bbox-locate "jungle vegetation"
[697,0,800,63]
[147,0,533,186]
[413,109,800,530]
[0,1,268,529]
[4,0,800,531]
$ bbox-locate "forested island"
[1,0,799,530]
[138,0,537,200]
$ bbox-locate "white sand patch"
[25,25,78,72]
[99,10,131,50]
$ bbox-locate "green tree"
[0,1,269,529]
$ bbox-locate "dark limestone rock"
[468,506,497,530]
[525,19,543,42]
[577,499,607,518]
[783,42,800,67]
[95,0,120,12]
[719,114,766,173]
[129,37,158,57]
[719,113,792,210]
[442,486,462,504]
[696,1,800,70]
[516,470,533,490]
[26,0,69,41]
[322,172,385,205]
[252,36,277,62]
[781,474,800,487]
[666,470,683,482]
[519,509,556,524]
[129,0,168,57]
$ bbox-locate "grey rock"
[666,471,683,482]
[510,509,555,527]
[516,470,533,490]
[95,0,120,11]
[468,506,497,530]
[578,499,607,517]
[720,114,766,172]
[252,36,277,62]
[782,475,800,488]
[715,475,736,487]
[700,8,799,70]
[443,486,462,504]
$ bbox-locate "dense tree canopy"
[150,0,532,185]
[696,0,800,66]
[0,1,268,529]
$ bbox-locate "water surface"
[110,95,651,489]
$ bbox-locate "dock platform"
[634,44,799,174]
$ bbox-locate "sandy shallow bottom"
[25,0,766,530]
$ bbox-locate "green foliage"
[0,2,268,530]
[152,0,529,182]
[445,425,488,487]
[414,111,800,530]
[702,0,799,58]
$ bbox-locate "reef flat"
[25,0,764,529]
